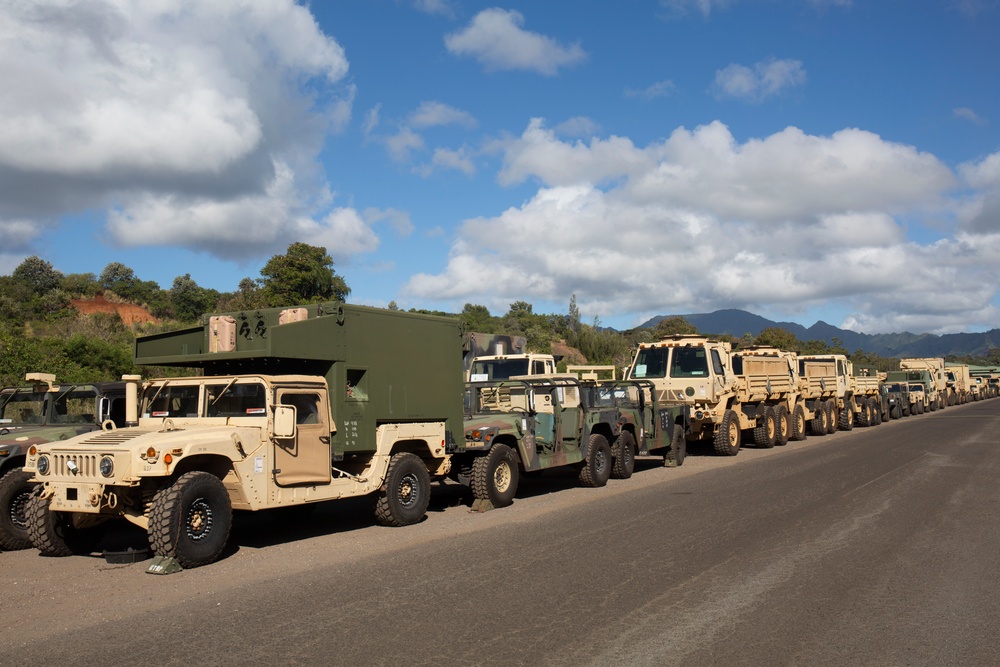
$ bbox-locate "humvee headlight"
[37,455,50,475]
[99,456,114,478]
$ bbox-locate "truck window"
[731,355,743,375]
[0,390,45,425]
[471,359,529,380]
[146,385,201,418]
[282,393,322,425]
[670,347,709,378]
[346,369,368,401]
[631,347,667,379]
[52,389,100,424]
[206,382,267,417]
[711,349,724,375]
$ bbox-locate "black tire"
[579,434,612,487]
[664,427,686,467]
[855,400,871,428]
[713,409,741,456]
[810,404,827,436]
[753,406,777,448]
[773,405,790,446]
[148,471,233,568]
[374,452,431,527]
[471,444,519,506]
[825,401,838,434]
[0,468,35,550]
[868,398,883,426]
[891,404,901,420]
[838,401,855,431]
[26,492,104,557]
[611,432,636,480]
[791,404,807,441]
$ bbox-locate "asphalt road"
[2,400,999,666]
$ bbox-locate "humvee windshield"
[908,384,924,393]
[51,388,100,424]
[0,389,46,425]
[142,381,267,419]
[887,383,904,392]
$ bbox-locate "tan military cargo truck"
[24,304,464,568]
[945,363,972,405]
[625,336,799,456]
[899,358,946,410]
[797,355,883,434]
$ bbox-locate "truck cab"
[467,353,556,381]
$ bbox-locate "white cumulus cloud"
[405,119,997,334]
[0,0,365,263]
[444,8,586,76]
[713,58,807,102]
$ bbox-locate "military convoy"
[13,305,998,569]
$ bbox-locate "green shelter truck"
[24,304,464,568]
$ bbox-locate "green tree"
[460,303,496,333]
[651,316,698,339]
[754,327,799,351]
[99,262,139,297]
[12,256,63,295]
[568,294,581,334]
[259,242,350,307]
[62,272,100,296]
[169,274,218,322]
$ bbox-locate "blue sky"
[2,0,999,335]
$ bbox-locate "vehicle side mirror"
[273,405,296,438]
[527,389,536,413]
[98,396,110,423]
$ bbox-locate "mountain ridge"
[639,309,1000,357]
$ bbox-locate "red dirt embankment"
[70,295,157,325]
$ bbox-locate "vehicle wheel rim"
[10,490,30,529]
[493,461,511,493]
[767,417,775,439]
[397,472,419,508]
[729,424,738,447]
[595,448,607,473]
[186,498,214,541]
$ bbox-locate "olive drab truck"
[882,380,911,419]
[460,374,641,511]
[625,336,798,456]
[0,375,126,551]
[884,370,933,414]
[899,358,946,410]
[23,304,464,569]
